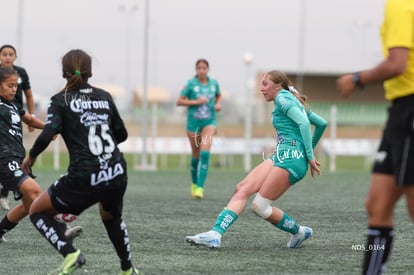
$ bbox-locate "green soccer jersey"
[272,90,314,161]
[181,76,220,121]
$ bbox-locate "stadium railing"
[314,102,386,172]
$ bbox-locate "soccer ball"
[54,213,78,223]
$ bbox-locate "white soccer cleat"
[65,225,83,243]
[186,230,221,248]
[287,225,312,249]
[0,197,10,211]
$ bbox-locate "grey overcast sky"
[1,0,385,107]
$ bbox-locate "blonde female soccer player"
[186,70,327,249]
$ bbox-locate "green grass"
[1,169,413,274]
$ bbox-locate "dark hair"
[61,49,92,91]
[0,67,18,83]
[0,44,17,55]
[195,58,209,68]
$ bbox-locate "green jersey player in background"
[176,59,222,199]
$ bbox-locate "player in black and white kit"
[0,44,37,211]
[0,67,44,242]
[22,49,140,275]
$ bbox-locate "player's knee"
[365,197,373,216]
[99,205,121,221]
[365,194,379,218]
[251,193,273,219]
[365,197,395,223]
[233,179,255,198]
[233,182,246,198]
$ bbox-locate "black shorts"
[372,94,414,186]
[48,158,128,218]
[0,157,30,195]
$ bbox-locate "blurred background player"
[23,49,141,275]
[337,0,414,274]
[0,44,36,211]
[176,58,222,199]
[186,70,327,249]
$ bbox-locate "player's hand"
[309,159,321,178]
[196,97,208,105]
[22,155,36,174]
[215,103,221,111]
[336,74,356,98]
[28,125,35,132]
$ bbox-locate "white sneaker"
[65,225,83,243]
[287,226,312,248]
[0,197,10,211]
[0,236,7,243]
[186,230,221,248]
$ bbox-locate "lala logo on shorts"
[90,162,124,186]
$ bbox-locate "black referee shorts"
[373,94,414,186]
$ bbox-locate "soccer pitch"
[0,169,412,274]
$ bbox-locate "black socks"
[0,214,17,238]
[30,212,76,257]
[362,226,394,275]
[103,218,132,271]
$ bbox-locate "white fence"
[47,110,380,172]
[118,137,275,155]
[48,136,276,170]
[320,138,379,172]
[48,135,380,171]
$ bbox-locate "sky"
[1,0,385,112]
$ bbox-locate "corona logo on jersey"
[70,98,110,113]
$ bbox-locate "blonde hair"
[266,70,307,106]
